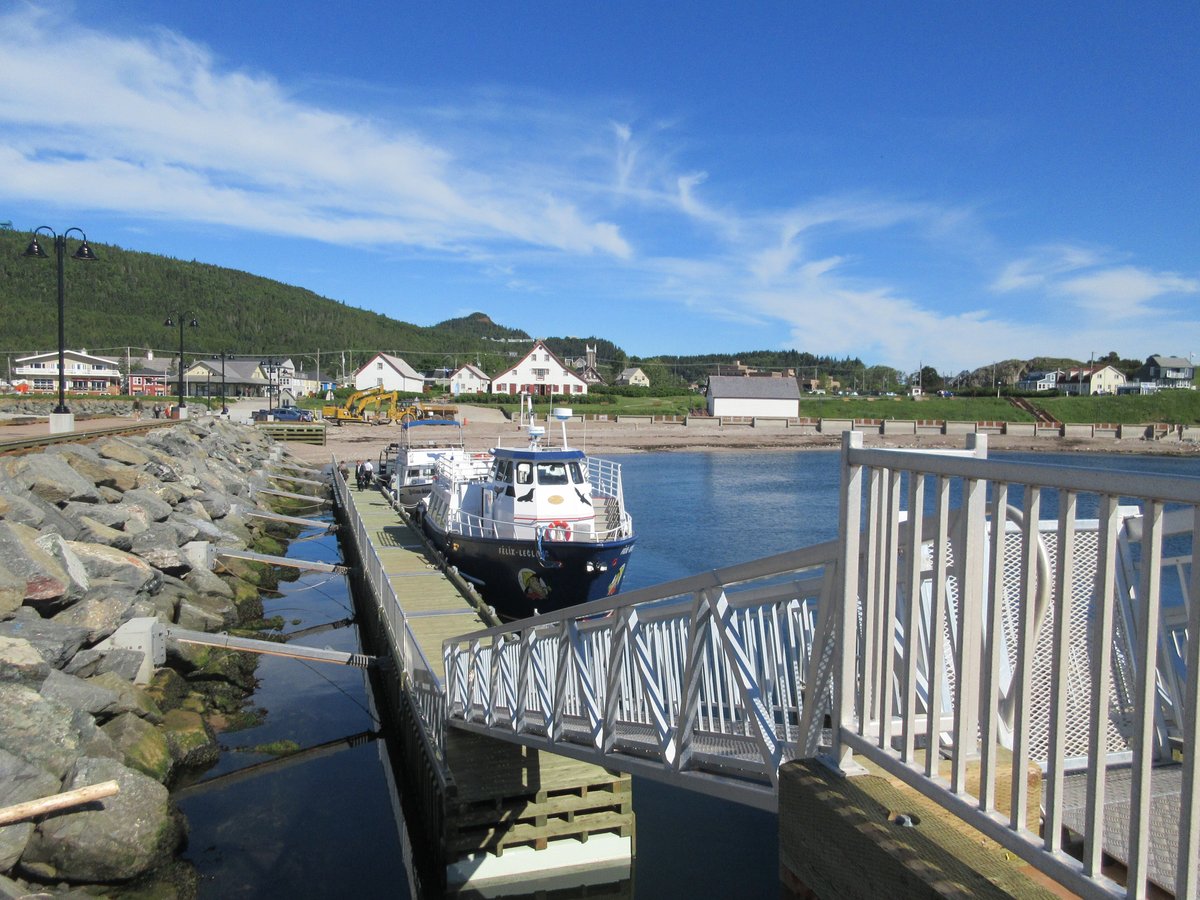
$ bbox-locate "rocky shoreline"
[0,419,324,896]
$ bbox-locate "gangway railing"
[331,466,449,779]
[831,431,1200,899]
[443,432,1200,898]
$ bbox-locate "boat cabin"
[483,447,595,541]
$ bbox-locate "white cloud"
[0,10,631,258]
[1056,266,1198,318]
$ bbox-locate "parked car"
[254,407,314,422]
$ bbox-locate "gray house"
[706,375,800,418]
[1135,355,1195,390]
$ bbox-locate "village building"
[491,340,588,396]
[126,351,173,397]
[1016,370,1064,392]
[183,358,271,400]
[12,350,122,396]
[353,353,426,393]
[705,374,800,418]
[449,363,491,395]
[1135,355,1196,390]
[1058,365,1127,396]
[616,367,650,387]
[570,345,608,386]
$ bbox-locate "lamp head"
[72,241,98,262]
[163,316,174,328]
[22,236,48,259]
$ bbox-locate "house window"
[377,362,383,370]
[533,368,548,381]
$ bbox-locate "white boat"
[418,409,635,619]
[382,418,474,510]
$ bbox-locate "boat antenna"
[552,407,572,448]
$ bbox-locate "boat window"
[516,462,533,485]
[493,459,513,482]
[536,462,569,485]
[568,461,585,483]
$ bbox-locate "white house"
[449,363,490,395]
[1016,370,1064,392]
[706,375,800,418]
[616,367,650,388]
[354,353,425,393]
[13,350,122,396]
[491,341,587,396]
[1059,366,1126,396]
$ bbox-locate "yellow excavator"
[321,388,457,425]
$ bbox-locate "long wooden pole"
[0,781,120,826]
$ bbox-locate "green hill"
[0,229,534,378]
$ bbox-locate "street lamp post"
[213,352,229,414]
[164,313,198,418]
[22,227,98,433]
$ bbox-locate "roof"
[452,363,489,380]
[493,341,585,385]
[17,349,119,366]
[356,352,424,381]
[619,368,645,378]
[1148,355,1193,368]
[707,375,800,400]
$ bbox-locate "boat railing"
[434,452,492,486]
[588,456,626,508]
[447,508,633,543]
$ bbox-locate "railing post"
[831,430,864,772]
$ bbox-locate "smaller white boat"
[383,419,475,510]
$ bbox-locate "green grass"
[1037,392,1200,425]
[795,396,1032,422]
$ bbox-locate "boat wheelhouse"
[420,410,635,619]
[383,418,472,510]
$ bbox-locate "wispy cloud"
[0,9,631,258]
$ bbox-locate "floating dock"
[335,478,634,893]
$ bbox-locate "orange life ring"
[545,520,571,541]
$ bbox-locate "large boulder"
[0,636,50,687]
[0,748,61,873]
[94,437,151,467]
[1,454,100,506]
[66,543,157,594]
[0,610,90,670]
[0,522,70,604]
[74,515,134,552]
[162,708,218,770]
[52,589,136,643]
[20,756,182,883]
[0,683,84,779]
[130,526,190,576]
[39,669,120,718]
[34,533,91,600]
[0,559,23,617]
[101,712,172,783]
[119,489,173,523]
[51,446,140,493]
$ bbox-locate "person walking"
[355,460,366,491]
[362,458,374,489]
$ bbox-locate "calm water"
[178,449,1200,897]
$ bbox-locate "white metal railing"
[441,432,1200,898]
[443,540,840,811]
[331,466,449,780]
[831,431,1200,899]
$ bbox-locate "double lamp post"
[163,312,199,417]
[22,227,97,433]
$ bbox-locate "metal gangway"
[437,433,1200,898]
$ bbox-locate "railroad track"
[0,419,176,456]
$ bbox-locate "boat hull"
[422,520,634,619]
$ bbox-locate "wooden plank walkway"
[348,485,634,868]
[351,486,485,681]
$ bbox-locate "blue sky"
[1,1,1196,372]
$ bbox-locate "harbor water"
[177,449,1200,897]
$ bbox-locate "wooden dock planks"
[348,485,635,873]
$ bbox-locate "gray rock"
[50,446,140,493]
[0,489,46,528]
[175,596,233,631]
[0,636,50,687]
[2,454,100,506]
[94,437,151,467]
[51,589,136,643]
[34,533,90,600]
[21,755,181,883]
[65,543,156,593]
[164,516,201,545]
[130,525,191,575]
[72,709,122,762]
[39,669,120,718]
[0,559,23,617]
[85,672,162,724]
[63,502,132,530]
[0,612,90,669]
[74,515,134,552]
[0,683,82,778]
[184,566,234,599]
[96,649,147,683]
[0,748,61,872]
[0,522,70,604]
[196,489,233,520]
[119,489,173,522]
